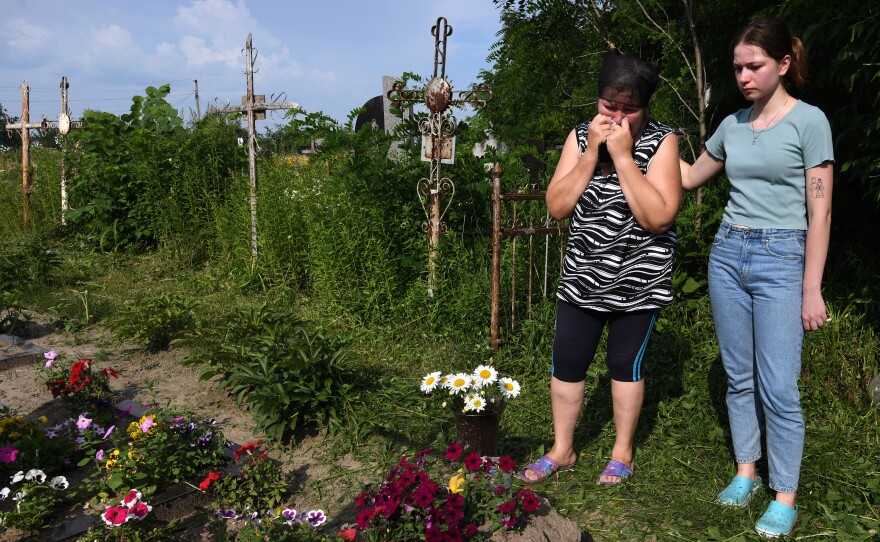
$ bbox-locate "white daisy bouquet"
[420,363,521,414]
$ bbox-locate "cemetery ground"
[1,244,879,541]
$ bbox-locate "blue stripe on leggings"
[632,310,658,381]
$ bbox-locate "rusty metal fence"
[490,163,568,349]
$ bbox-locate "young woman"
[518,50,681,486]
[680,17,833,538]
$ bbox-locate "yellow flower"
[8,431,20,440]
[127,449,138,461]
[38,416,48,424]
[110,449,120,460]
[448,474,466,494]
[105,459,117,470]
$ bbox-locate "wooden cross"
[4,76,83,231]
[207,33,299,256]
[387,17,493,296]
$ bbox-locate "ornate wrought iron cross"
[387,16,493,296]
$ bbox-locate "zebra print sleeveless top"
[557,118,676,311]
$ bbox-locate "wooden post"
[491,163,503,349]
[21,83,31,233]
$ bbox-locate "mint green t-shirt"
[706,100,834,230]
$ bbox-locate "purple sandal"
[517,455,574,484]
[597,459,634,486]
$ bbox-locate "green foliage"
[212,442,290,512]
[0,102,20,150]
[213,520,337,542]
[0,473,68,534]
[0,415,76,481]
[107,293,198,351]
[66,85,186,250]
[178,301,359,440]
[0,234,60,293]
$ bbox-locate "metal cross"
[207,33,299,256]
[387,16,493,296]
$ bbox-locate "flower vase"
[453,399,505,457]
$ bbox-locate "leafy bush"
[179,301,359,440]
[206,441,290,512]
[107,293,198,351]
[66,85,186,250]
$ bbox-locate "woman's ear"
[778,54,792,76]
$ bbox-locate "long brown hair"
[733,17,808,89]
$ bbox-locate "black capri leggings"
[552,300,658,383]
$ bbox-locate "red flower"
[355,508,374,529]
[339,528,357,540]
[520,491,540,513]
[445,442,462,462]
[497,455,516,473]
[122,489,142,507]
[497,499,516,514]
[462,523,479,538]
[382,495,401,519]
[101,367,120,378]
[415,447,432,459]
[445,493,464,510]
[463,452,482,472]
[424,526,443,542]
[128,502,151,519]
[233,441,260,460]
[199,471,221,491]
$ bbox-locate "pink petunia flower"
[0,446,18,464]
[76,414,92,429]
[139,418,154,433]
[128,501,152,519]
[122,489,142,508]
[102,425,115,440]
[102,505,130,526]
[96,450,104,461]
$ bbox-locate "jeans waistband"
[718,220,806,240]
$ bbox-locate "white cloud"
[3,18,55,51]
[92,24,136,50]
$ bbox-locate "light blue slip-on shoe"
[755,500,798,538]
[716,475,762,507]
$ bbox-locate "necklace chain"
[750,97,789,144]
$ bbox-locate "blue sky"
[1,0,503,128]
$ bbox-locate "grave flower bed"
[0,352,346,540]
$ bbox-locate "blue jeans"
[708,221,806,494]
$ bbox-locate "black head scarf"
[597,49,660,108]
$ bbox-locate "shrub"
[107,293,198,351]
[179,301,359,440]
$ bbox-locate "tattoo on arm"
[809,176,825,198]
